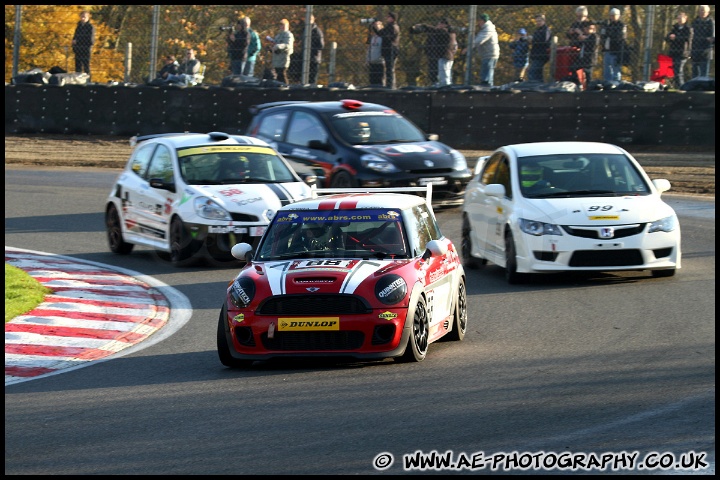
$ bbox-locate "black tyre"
[461,214,486,269]
[504,231,526,284]
[444,277,467,341]
[169,217,198,267]
[106,204,134,254]
[217,305,253,368]
[651,269,676,278]
[397,297,429,362]
[330,170,356,189]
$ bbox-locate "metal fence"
[5,5,716,89]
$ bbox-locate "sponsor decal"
[375,274,407,305]
[177,146,276,157]
[209,226,248,234]
[278,318,340,331]
[589,215,620,220]
[231,196,263,207]
[233,313,245,323]
[379,311,398,320]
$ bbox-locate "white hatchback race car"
[461,141,681,283]
[105,132,314,266]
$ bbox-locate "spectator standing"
[226,19,250,76]
[665,12,693,89]
[372,12,400,89]
[243,17,261,77]
[690,5,715,78]
[307,15,325,85]
[509,28,530,82]
[600,8,627,83]
[367,20,385,86]
[566,6,593,79]
[569,22,599,89]
[72,10,96,77]
[268,18,294,84]
[469,13,500,86]
[528,14,551,82]
[166,48,201,85]
[410,17,457,86]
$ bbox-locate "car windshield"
[256,208,409,261]
[177,145,298,184]
[518,153,651,198]
[331,112,426,145]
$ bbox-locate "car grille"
[561,224,646,239]
[408,167,454,175]
[257,294,371,315]
[569,250,644,267]
[230,212,260,222]
[261,331,365,351]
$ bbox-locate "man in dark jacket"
[372,12,400,89]
[528,14,551,82]
[72,11,96,77]
[690,5,715,78]
[308,15,325,85]
[226,19,250,76]
[600,8,627,82]
[410,17,458,86]
[666,12,693,88]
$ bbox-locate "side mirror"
[231,242,254,261]
[308,139,334,153]
[484,183,506,198]
[149,178,176,193]
[427,133,439,141]
[422,239,448,261]
[652,178,671,194]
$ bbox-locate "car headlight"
[361,154,400,173]
[375,274,407,305]
[519,218,563,236]
[449,149,469,171]
[229,277,255,308]
[194,196,231,220]
[648,215,678,233]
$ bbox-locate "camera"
[360,18,376,25]
[219,26,234,32]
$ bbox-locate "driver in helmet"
[520,163,544,189]
[353,121,371,143]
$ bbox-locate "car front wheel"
[169,217,197,266]
[461,214,486,269]
[217,305,253,368]
[397,297,429,362]
[330,170,356,188]
[443,277,467,341]
[505,231,526,284]
[106,204,134,254]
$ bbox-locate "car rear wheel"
[397,297,429,362]
[651,269,676,278]
[330,170,356,188]
[106,204,134,254]
[504,231,526,284]
[461,214,486,269]
[217,305,253,368]
[443,277,467,341]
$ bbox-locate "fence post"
[550,35,558,81]
[12,5,22,79]
[125,43,132,83]
[328,41,337,84]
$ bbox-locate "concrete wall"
[5,83,714,149]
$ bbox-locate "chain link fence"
[5,5,715,88]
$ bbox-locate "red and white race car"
[217,187,468,366]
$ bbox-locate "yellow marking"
[589,215,620,220]
[178,146,275,157]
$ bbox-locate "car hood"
[354,141,456,169]
[190,182,311,214]
[523,195,677,225]
[249,258,411,296]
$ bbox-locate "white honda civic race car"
[461,141,681,283]
[105,131,314,266]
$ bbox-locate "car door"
[118,143,156,240]
[136,144,177,244]
[279,110,334,184]
[466,154,501,256]
[484,155,514,260]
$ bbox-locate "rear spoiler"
[310,184,434,211]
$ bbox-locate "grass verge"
[5,263,52,323]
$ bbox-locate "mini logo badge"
[600,227,614,238]
[306,287,320,292]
